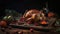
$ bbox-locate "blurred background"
[0,0,59,19]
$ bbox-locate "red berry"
[30,28,34,32]
[20,17,24,22]
[34,23,38,26]
[27,21,31,24]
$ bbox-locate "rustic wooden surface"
[0,27,60,34]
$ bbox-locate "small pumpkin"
[0,20,7,27]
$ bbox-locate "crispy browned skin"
[23,9,46,24]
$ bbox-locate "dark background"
[0,0,59,17]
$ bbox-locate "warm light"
[41,20,47,24]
